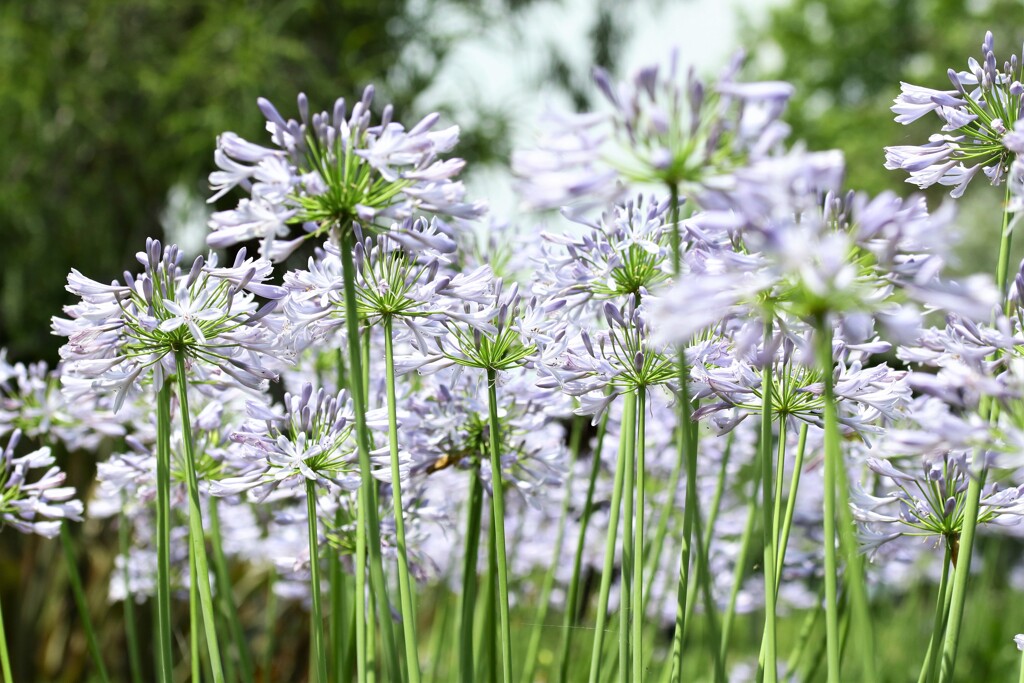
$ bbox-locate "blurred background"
[2,0,1024,680]
[4,0,1022,365]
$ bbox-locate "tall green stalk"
[939,187,1014,682]
[208,500,254,683]
[0,591,10,683]
[119,509,144,683]
[459,468,485,683]
[720,471,761,668]
[60,522,111,683]
[521,416,583,683]
[774,424,809,590]
[557,413,609,683]
[631,390,647,682]
[174,352,226,683]
[383,317,423,683]
[588,393,636,683]
[337,226,400,681]
[485,368,514,683]
[816,320,842,683]
[759,321,779,683]
[305,479,330,683]
[618,392,636,683]
[919,539,954,683]
[155,381,174,683]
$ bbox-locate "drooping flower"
[885,31,1024,196]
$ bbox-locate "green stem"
[631,390,647,683]
[997,180,1015,308]
[0,590,11,683]
[521,417,583,683]
[774,424,809,593]
[785,588,824,678]
[557,413,609,683]
[476,514,499,683]
[459,470,484,683]
[338,225,401,681]
[427,587,453,683]
[588,393,636,683]
[356,488,368,683]
[669,352,700,682]
[155,382,174,683]
[485,368,514,683]
[190,545,202,683]
[174,352,226,683]
[940,190,1014,682]
[208,500,254,683]
[383,317,422,683]
[60,523,110,683]
[760,321,779,683]
[330,508,347,683]
[816,319,841,683]
[720,471,761,668]
[919,540,954,683]
[619,394,636,683]
[119,509,145,683]
[306,479,330,683]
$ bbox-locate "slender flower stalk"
[338,227,401,681]
[919,539,954,683]
[383,316,422,683]
[557,413,609,683]
[155,383,174,683]
[60,523,110,683]
[588,392,635,683]
[208,500,254,683]
[520,416,582,683]
[485,367,514,683]
[818,320,842,683]
[306,479,330,683]
[631,390,647,682]
[759,322,779,683]
[118,508,144,683]
[175,352,226,683]
[458,473,484,683]
[0,593,9,683]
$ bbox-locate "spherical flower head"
[532,194,672,322]
[0,429,83,538]
[56,239,289,410]
[885,31,1024,197]
[207,89,486,261]
[513,49,794,212]
[213,383,363,498]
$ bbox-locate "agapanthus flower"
[283,217,492,348]
[399,369,568,497]
[692,328,909,439]
[885,31,1024,196]
[853,437,1024,558]
[55,239,289,410]
[532,195,672,321]
[0,350,125,450]
[0,429,83,537]
[653,150,972,347]
[538,294,677,421]
[208,88,485,260]
[212,383,367,498]
[514,50,793,212]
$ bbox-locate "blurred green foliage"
[744,0,1024,195]
[1,0,606,365]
